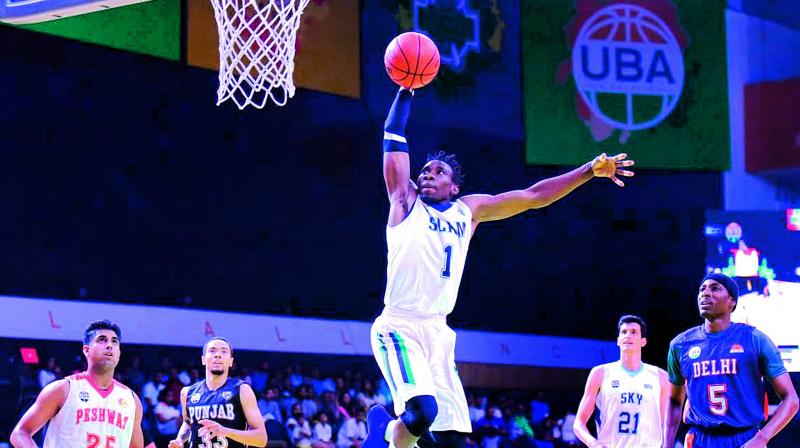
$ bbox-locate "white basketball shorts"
[370,307,471,433]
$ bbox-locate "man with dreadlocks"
[364,88,635,448]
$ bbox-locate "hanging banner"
[523,0,729,169]
[744,78,800,172]
[12,0,179,60]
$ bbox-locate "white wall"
[0,296,617,368]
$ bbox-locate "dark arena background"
[0,0,799,447]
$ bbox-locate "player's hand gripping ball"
[384,32,440,89]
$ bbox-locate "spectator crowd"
[16,354,583,448]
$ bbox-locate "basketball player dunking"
[11,320,144,448]
[169,337,267,448]
[364,87,636,448]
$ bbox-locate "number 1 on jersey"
[441,245,453,278]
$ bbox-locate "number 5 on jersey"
[708,384,728,416]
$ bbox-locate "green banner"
[523,0,729,170]
[15,0,179,61]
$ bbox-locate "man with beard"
[11,320,144,448]
[169,337,267,448]
[665,273,798,448]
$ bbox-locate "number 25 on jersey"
[86,433,116,448]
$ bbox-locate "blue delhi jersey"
[667,323,786,429]
[185,378,249,448]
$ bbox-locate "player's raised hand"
[168,440,184,448]
[198,419,229,440]
[591,153,635,187]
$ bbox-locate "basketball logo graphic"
[572,4,684,131]
[725,222,742,243]
[558,0,690,142]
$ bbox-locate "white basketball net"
[210,0,310,109]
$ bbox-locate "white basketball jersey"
[384,196,473,316]
[44,372,136,448]
[595,362,662,448]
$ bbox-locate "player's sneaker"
[363,405,392,448]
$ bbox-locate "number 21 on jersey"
[618,411,639,434]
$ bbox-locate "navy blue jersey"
[667,323,786,429]
[185,378,249,448]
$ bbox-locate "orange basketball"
[384,32,440,89]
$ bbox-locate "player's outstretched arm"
[10,379,69,448]
[199,384,267,447]
[169,387,192,448]
[741,373,799,448]
[461,153,634,223]
[383,88,418,227]
[573,366,606,448]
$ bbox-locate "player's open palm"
[591,153,635,187]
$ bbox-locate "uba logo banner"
[566,2,687,135]
[523,0,729,170]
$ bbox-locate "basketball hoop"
[210,0,310,109]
